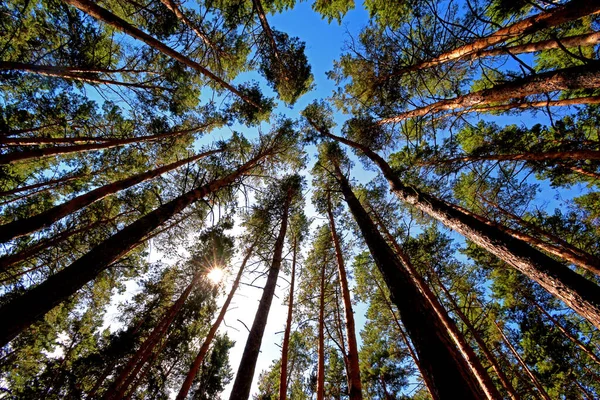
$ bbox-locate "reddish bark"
[278,236,297,400]
[326,194,363,400]
[378,64,600,124]
[423,150,600,165]
[316,247,326,400]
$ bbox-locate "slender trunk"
[175,240,257,400]
[367,203,500,399]
[106,272,201,400]
[0,150,268,347]
[278,236,297,400]
[424,150,600,165]
[477,196,600,275]
[312,124,600,330]
[228,189,293,400]
[326,194,363,400]
[526,295,600,366]
[491,319,551,400]
[332,163,485,400]
[473,31,600,59]
[0,137,115,146]
[0,62,166,90]
[122,334,171,400]
[0,125,205,164]
[0,172,85,197]
[159,0,220,55]
[434,277,520,400]
[61,0,259,108]
[86,361,115,399]
[378,63,600,124]
[0,149,221,243]
[316,249,326,400]
[451,95,600,117]
[560,164,600,180]
[372,277,434,399]
[251,0,283,67]
[380,0,600,78]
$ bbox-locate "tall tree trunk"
[0,125,206,164]
[331,162,485,400]
[473,31,600,59]
[316,248,326,400]
[106,272,201,400]
[278,236,297,400]
[450,96,600,117]
[0,149,269,347]
[61,0,259,108]
[378,63,600,124]
[0,148,221,243]
[251,0,283,67]
[366,202,500,399]
[379,0,600,79]
[326,193,363,400]
[476,196,600,275]
[0,62,166,90]
[491,318,551,400]
[175,239,257,400]
[311,124,600,330]
[371,277,435,399]
[423,150,600,165]
[228,189,293,400]
[433,276,521,400]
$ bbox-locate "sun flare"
[207,267,225,284]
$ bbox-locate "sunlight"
[207,267,225,285]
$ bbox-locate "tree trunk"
[433,277,521,400]
[380,0,600,78]
[312,125,600,330]
[316,247,326,400]
[473,31,600,59]
[367,202,500,399]
[0,62,166,90]
[0,125,205,164]
[449,96,600,117]
[491,318,551,400]
[331,162,485,400]
[326,193,363,400]
[476,196,600,276]
[378,63,600,124]
[0,148,221,243]
[0,149,268,347]
[228,189,293,400]
[176,240,257,400]
[106,272,201,400]
[278,236,297,400]
[251,0,283,67]
[61,0,259,108]
[424,150,600,165]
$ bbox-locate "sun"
[207,267,225,284]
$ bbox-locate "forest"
[0,0,600,398]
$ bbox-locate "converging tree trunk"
[0,148,222,243]
[278,236,298,400]
[228,188,294,400]
[175,240,257,400]
[313,125,600,330]
[326,193,363,400]
[316,247,326,400]
[378,64,600,124]
[61,0,260,107]
[0,149,269,346]
[331,161,485,400]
